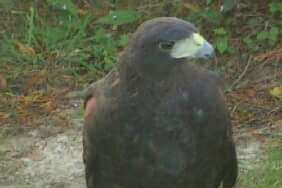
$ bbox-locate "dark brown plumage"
[83,17,237,188]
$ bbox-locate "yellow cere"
[192,33,205,46]
[170,33,207,58]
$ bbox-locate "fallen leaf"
[270,87,282,98]
[15,41,36,56]
[25,70,48,92]
[0,112,10,119]
[272,120,282,130]
[183,3,200,12]
[246,88,257,97]
[254,48,282,62]
[0,74,7,90]
[78,8,88,16]
[0,112,10,124]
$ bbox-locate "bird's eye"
[159,41,175,50]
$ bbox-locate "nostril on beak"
[195,41,215,60]
[205,50,215,59]
[200,46,215,60]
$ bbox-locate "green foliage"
[0,0,281,74]
[186,6,236,55]
[213,28,232,54]
[26,7,36,45]
[243,26,280,52]
[97,10,140,26]
[243,37,257,52]
[92,28,117,71]
[187,1,280,56]
[117,34,130,48]
[46,0,78,15]
[0,37,30,64]
[206,0,213,5]
[91,29,129,71]
[256,27,280,46]
[22,6,95,68]
[0,3,123,74]
[246,17,264,28]
[222,0,236,12]
[187,9,222,26]
[241,2,281,52]
[0,0,16,10]
[215,38,229,54]
[37,15,92,50]
[269,2,282,14]
[238,146,282,188]
[213,27,227,35]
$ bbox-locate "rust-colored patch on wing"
[84,97,97,123]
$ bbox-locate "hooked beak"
[170,33,215,60]
[195,40,215,59]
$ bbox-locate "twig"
[137,0,180,11]
[137,3,162,10]
[231,103,240,115]
[229,56,252,91]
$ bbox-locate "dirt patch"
[19,129,85,188]
[235,133,262,170]
[0,106,86,188]
[0,108,265,188]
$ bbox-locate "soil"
[0,100,265,188]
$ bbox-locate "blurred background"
[0,0,281,187]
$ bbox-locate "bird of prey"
[83,17,237,188]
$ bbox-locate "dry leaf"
[78,8,88,16]
[0,112,10,124]
[246,88,256,97]
[183,3,200,12]
[270,87,282,98]
[15,41,36,56]
[254,48,282,62]
[0,112,10,119]
[25,70,48,92]
[0,74,7,90]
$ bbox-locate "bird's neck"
[117,60,164,96]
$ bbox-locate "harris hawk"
[83,17,237,188]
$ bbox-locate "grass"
[0,0,281,76]
[0,1,130,79]
[0,0,133,126]
[237,144,282,188]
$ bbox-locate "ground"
[0,99,264,188]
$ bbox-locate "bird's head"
[124,17,215,80]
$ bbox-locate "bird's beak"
[170,33,215,60]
